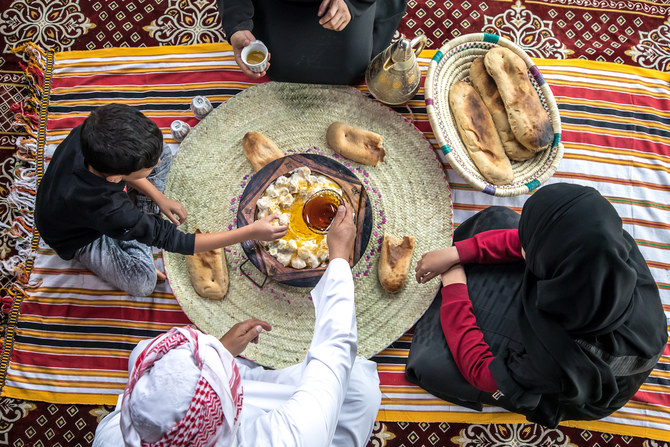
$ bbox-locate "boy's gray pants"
[73,144,172,297]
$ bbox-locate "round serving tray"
[236,154,372,287]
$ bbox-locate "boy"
[35,103,286,296]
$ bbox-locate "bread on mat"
[469,57,536,162]
[242,132,284,172]
[484,47,553,153]
[186,230,229,300]
[378,234,415,293]
[326,122,385,166]
[449,81,514,185]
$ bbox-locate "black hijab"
[489,183,667,427]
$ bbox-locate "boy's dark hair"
[80,103,163,175]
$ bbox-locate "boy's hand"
[415,246,461,284]
[248,214,288,241]
[157,197,187,225]
[230,30,270,79]
[220,319,272,357]
[318,0,351,31]
[327,205,355,260]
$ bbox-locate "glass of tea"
[302,190,345,234]
[241,40,269,73]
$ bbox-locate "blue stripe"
[553,133,561,147]
[483,33,500,44]
[526,179,541,191]
[441,144,451,155]
[483,185,496,195]
[433,50,444,64]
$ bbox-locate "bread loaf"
[186,230,229,300]
[484,47,553,152]
[242,132,284,172]
[326,122,385,166]
[449,81,514,185]
[469,57,536,161]
[378,234,415,293]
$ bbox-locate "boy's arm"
[194,214,287,253]
[126,178,186,225]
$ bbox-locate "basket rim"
[424,33,563,197]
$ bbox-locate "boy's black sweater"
[35,126,195,260]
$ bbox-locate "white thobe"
[93,258,381,447]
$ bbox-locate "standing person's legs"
[74,235,157,297]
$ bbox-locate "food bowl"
[236,154,372,287]
[425,33,564,197]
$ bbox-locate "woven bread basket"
[425,33,563,197]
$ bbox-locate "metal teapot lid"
[391,38,413,64]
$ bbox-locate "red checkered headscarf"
[120,326,243,447]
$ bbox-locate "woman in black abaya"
[407,183,667,427]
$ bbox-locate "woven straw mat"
[164,83,453,368]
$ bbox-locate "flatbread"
[378,234,415,293]
[326,121,385,166]
[185,230,229,300]
[242,131,284,172]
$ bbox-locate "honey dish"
[237,153,372,288]
[256,167,343,269]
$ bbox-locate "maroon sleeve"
[454,229,523,264]
[440,283,497,393]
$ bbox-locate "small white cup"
[241,40,269,73]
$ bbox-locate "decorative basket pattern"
[425,33,564,197]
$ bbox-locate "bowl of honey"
[237,154,372,287]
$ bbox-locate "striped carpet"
[2,42,669,442]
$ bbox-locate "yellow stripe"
[52,96,235,107]
[542,68,670,91]
[536,57,670,82]
[6,373,125,390]
[17,328,148,345]
[55,42,233,62]
[376,364,407,372]
[1,387,119,406]
[17,315,178,331]
[11,363,128,378]
[52,82,253,93]
[54,55,236,69]
[380,386,431,394]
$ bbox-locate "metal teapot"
[365,34,427,106]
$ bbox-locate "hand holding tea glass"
[230,30,271,78]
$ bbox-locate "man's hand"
[415,246,461,284]
[230,30,270,78]
[248,214,288,241]
[327,205,356,260]
[156,197,187,225]
[220,319,272,357]
[318,0,351,31]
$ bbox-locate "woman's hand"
[156,197,187,225]
[318,0,351,31]
[415,246,461,284]
[230,30,270,78]
[220,319,272,357]
[248,214,288,241]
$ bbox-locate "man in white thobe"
[92,205,381,446]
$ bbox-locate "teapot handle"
[410,34,428,57]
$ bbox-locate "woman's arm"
[440,270,497,393]
[454,229,524,264]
